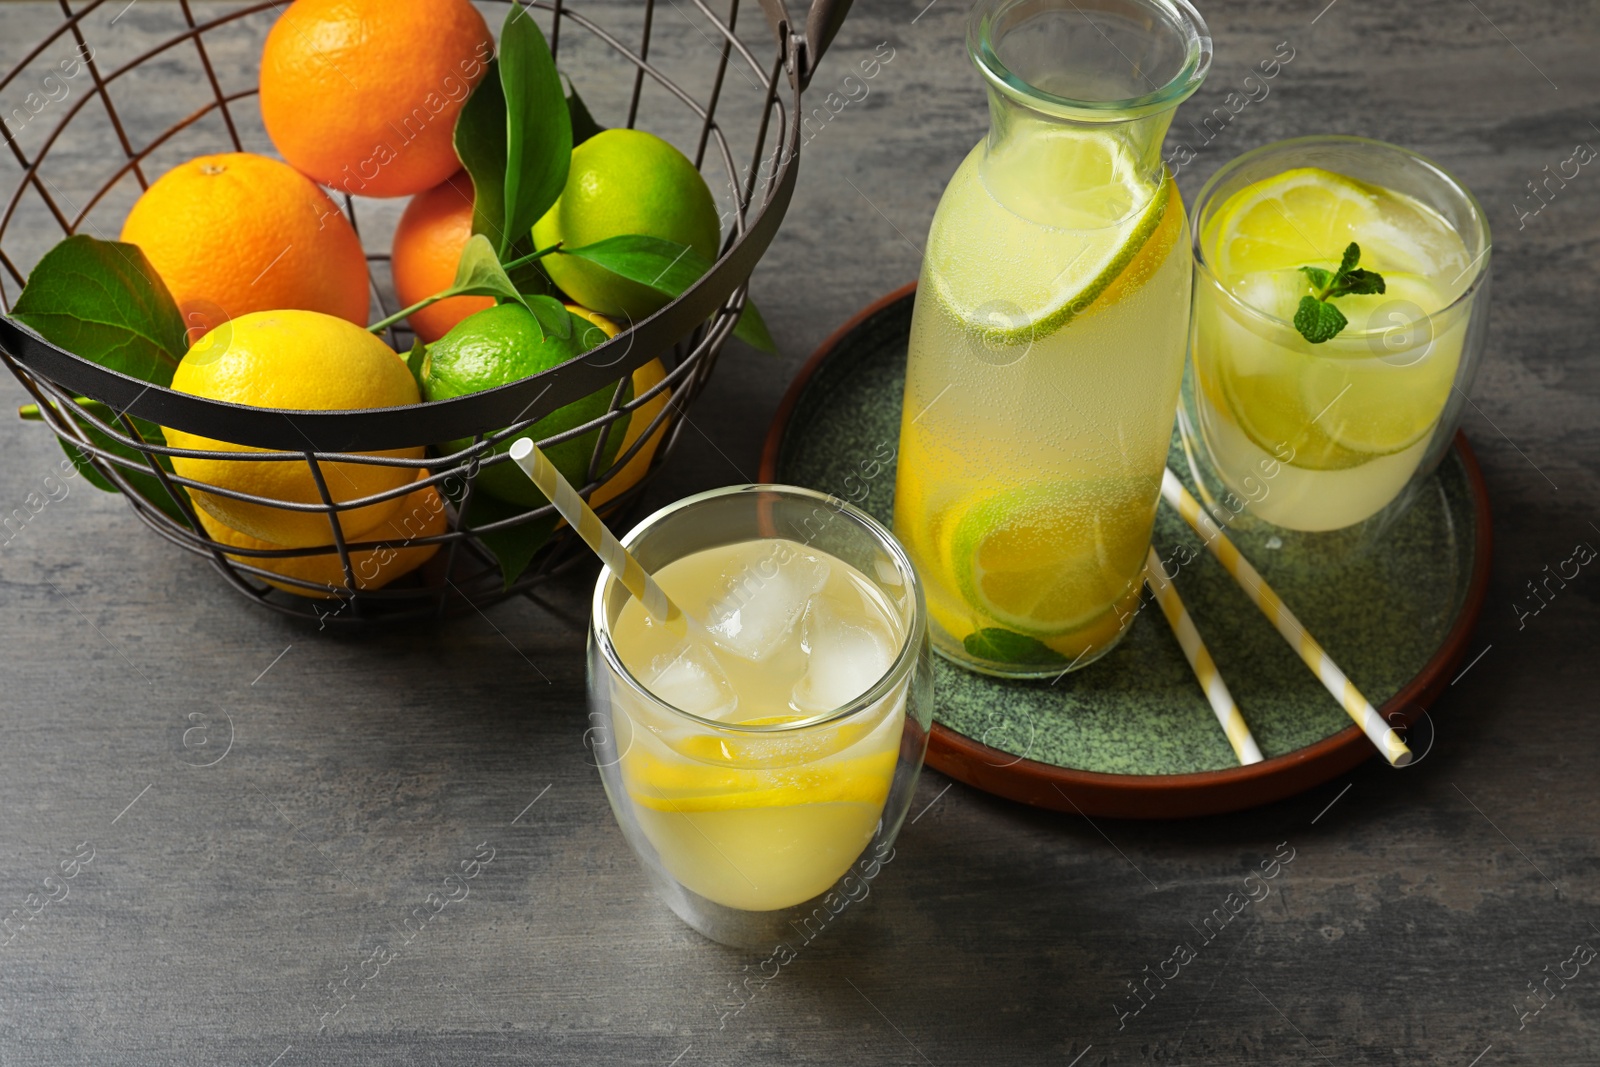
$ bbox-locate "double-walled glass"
[894,0,1211,679]
[588,486,932,948]
[1182,136,1492,534]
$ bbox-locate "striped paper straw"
[1159,469,1412,767]
[1145,548,1264,766]
[508,438,681,624]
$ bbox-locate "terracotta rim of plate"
[760,281,1494,819]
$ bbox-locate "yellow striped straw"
[508,438,681,624]
[1159,468,1412,767]
[1145,548,1263,766]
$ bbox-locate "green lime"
[423,302,630,506]
[532,128,719,322]
[945,480,1152,637]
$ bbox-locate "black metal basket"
[0,0,847,624]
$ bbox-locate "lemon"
[560,306,672,512]
[165,310,422,548]
[945,481,1152,637]
[926,129,1176,347]
[423,302,630,507]
[197,475,445,597]
[532,129,720,322]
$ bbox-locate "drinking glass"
[1181,136,1492,535]
[587,485,932,948]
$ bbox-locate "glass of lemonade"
[895,0,1211,678]
[1183,136,1492,533]
[588,486,932,948]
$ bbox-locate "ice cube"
[704,545,830,662]
[647,641,736,718]
[790,596,896,715]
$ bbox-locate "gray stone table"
[0,0,1595,1063]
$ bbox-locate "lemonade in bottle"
[895,0,1212,677]
[1184,137,1492,532]
[588,486,932,947]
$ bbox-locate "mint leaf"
[1294,295,1348,344]
[1293,241,1384,343]
[1298,265,1332,291]
[560,234,776,352]
[498,3,570,258]
[1336,241,1361,278]
[1338,268,1386,296]
[963,628,1069,666]
[13,235,186,385]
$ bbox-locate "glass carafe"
[894,0,1210,678]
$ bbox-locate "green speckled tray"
[760,284,1492,819]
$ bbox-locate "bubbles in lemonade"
[608,539,905,912]
[1192,167,1476,531]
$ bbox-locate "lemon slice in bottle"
[944,482,1151,638]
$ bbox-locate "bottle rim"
[967,0,1212,121]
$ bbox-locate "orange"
[562,307,673,512]
[391,170,493,342]
[199,477,446,598]
[164,310,423,548]
[259,0,493,199]
[120,152,369,336]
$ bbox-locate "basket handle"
[759,0,853,90]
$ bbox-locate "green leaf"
[46,400,190,525]
[566,82,604,145]
[1294,295,1348,344]
[453,233,530,310]
[560,234,777,353]
[1336,268,1386,296]
[445,478,557,587]
[1336,241,1361,280]
[963,628,1069,666]
[524,294,573,341]
[405,337,427,389]
[1298,265,1332,291]
[12,235,186,386]
[498,3,570,258]
[453,62,509,249]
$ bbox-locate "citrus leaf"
[405,337,427,389]
[453,61,509,248]
[453,234,531,313]
[522,294,573,341]
[40,399,190,524]
[444,478,557,587]
[498,3,570,258]
[12,234,186,386]
[566,81,603,145]
[560,234,776,353]
[963,628,1069,666]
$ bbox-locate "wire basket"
[0,0,848,625]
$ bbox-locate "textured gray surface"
[0,1,1596,1064]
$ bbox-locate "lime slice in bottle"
[926,129,1177,347]
[943,482,1151,637]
